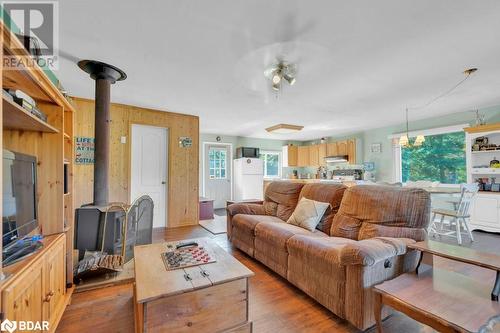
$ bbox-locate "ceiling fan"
[263,58,297,92]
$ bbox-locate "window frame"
[260,150,282,179]
[208,146,228,180]
[390,124,468,186]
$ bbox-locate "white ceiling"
[54,0,500,140]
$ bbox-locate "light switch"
[120,136,127,144]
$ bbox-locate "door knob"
[161,181,166,185]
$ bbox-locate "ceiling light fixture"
[399,67,478,148]
[266,123,304,134]
[264,60,297,93]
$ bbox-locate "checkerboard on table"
[161,244,216,270]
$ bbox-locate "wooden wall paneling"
[72,98,200,228]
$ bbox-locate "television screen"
[2,150,38,249]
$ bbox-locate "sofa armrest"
[339,237,416,266]
[226,202,265,239]
[226,202,265,216]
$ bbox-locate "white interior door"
[131,124,168,228]
[204,144,231,209]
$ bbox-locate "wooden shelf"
[1,21,75,112]
[471,168,500,175]
[2,96,59,133]
[471,150,500,155]
[64,132,71,139]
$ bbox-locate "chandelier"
[399,108,425,148]
[399,68,478,148]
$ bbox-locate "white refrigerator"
[233,158,264,201]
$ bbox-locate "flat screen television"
[2,149,38,249]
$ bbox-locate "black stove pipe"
[78,60,127,206]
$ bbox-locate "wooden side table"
[373,240,500,333]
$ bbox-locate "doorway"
[203,143,232,209]
[130,124,168,228]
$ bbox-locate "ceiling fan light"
[272,82,280,91]
[272,73,281,84]
[284,74,296,85]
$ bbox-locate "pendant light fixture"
[399,68,478,148]
[399,108,425,148]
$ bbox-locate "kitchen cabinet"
[1,258,44,325]
[347,139,356,164]
[470,194,500,231]
[337,140,348,155]
[1,234,69,332]
[297,146,310,167]
[309,145,319,166]
[465,124,500,233]
[44,237,67,328]
[282,145,298,167]
[318,144,327,166]
[327,143,338,156]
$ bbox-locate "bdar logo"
[0,319,17,333]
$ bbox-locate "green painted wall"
[315,105,500,181]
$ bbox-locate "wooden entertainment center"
[0,20,75,330]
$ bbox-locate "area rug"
[199,215,227,234]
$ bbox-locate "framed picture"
[371,143,382,153]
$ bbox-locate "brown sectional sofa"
[227,182,430,330]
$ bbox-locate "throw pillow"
[287,197,330,232]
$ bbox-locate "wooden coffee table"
[133,238,254,333]
[373,240,500,333]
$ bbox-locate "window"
[260,151,281,179]
[208,147,227,179]
[400,131,466,184]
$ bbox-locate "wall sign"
[179,136,192,148]
[75,137,95,164]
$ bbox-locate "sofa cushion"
[264,182,305,221]
[330,185,430,240]
[287,197,330,232]
[287,235,357,267]
[232,214,284,233]
[255,222,328,249]
[358,223,427,241]
[299,183,347,234]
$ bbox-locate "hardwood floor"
[57,226,498,333]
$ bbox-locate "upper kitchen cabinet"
[309,145,319,166]
[337,140,348,155]
[282,144,298,167]
[297,146,310,167]
[347,139,356,164]
[327,142,338,156]
[318,143,327,166]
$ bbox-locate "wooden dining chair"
[428,183,479,245]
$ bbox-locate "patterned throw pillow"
[287,197,330,232]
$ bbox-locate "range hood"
[324,155,349,163]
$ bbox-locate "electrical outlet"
[120,136,127,144]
